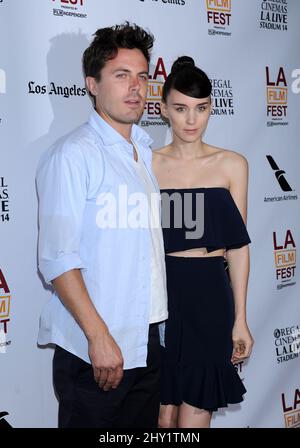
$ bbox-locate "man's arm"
[37,145,123,390]
[52,269,124,391]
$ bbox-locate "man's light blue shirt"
[36,109,167,369]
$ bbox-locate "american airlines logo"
[266,155,292,192]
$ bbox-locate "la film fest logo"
[206,0,232,37]
[210,78,234,116]
[140,57,168,128]
[0,269,11,353]
[51,0,87,18]
[273,229,296,290]
[95,185,205,240]
[264,155,298,203]
[260,0,288,31]
[0,177,9,223]
[266,66,288,127]
[274,326,300,364]
[28,81,87,99]
[281,388,300,428]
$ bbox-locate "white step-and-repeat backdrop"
[0,0,299,428]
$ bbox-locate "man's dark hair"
[83,22,154,81]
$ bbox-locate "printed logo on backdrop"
[0,269,11,353]
[281,388,300,428]
[234,361,245,382]
[139,0,186,5]
[264,156,297,203]
[260,0,288,31]
[0,177,9,223]
[292,68,300,94]
[0,69,5,126]
[51,0,87,18]
[141,57,168,128]
[274,325,300,364]
[0,412,12,428]
[210,78,234,116]
[205,0,232,37]
[28,81,87,99]
[266,66,288,127]
[273,229,296,290]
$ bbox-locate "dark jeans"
[53,323,161,428]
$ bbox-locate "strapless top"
[160,187,251,253]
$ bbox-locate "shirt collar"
[88,109,153,149]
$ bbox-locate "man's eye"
[116,73,126,79]
[176,107,185,112]
[198,106,207,112]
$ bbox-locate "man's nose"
[129,75,140,91]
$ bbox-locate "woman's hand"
[231,319,254,364]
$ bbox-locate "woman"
[152,56,254,428]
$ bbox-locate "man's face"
[86,48,149,133]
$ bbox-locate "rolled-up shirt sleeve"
[36,143,88,284]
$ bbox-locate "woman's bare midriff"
[166,247,225,258]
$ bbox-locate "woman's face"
[161,89,211,143]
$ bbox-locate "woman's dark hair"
[162,56,212,102]
[83,22,154,81]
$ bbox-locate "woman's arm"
[226,152,254,363]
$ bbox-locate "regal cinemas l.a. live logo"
[140,57,168,128]
[273,229,296,289]
[51,0,87,18]
[266,66,288,127]
[210,78,234,116]
[281,388,300,428]
[274,326,300,364]
[0,177,9,223]
[0,269,11,353]
[206,0,232,37]
[260,0,288,31]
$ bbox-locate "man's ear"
[85,76,98,96]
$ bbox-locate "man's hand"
[88,331,124,392]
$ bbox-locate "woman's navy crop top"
[160,187,251,253]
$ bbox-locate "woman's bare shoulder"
[152,145,172,156]
[205,143,248,167]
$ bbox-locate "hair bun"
[171,56,195,74]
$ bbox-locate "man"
[36,23,168,428]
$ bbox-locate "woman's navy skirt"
[160,255,247,412]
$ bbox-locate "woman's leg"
[158,404,179,428]
[178,401,212,428]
